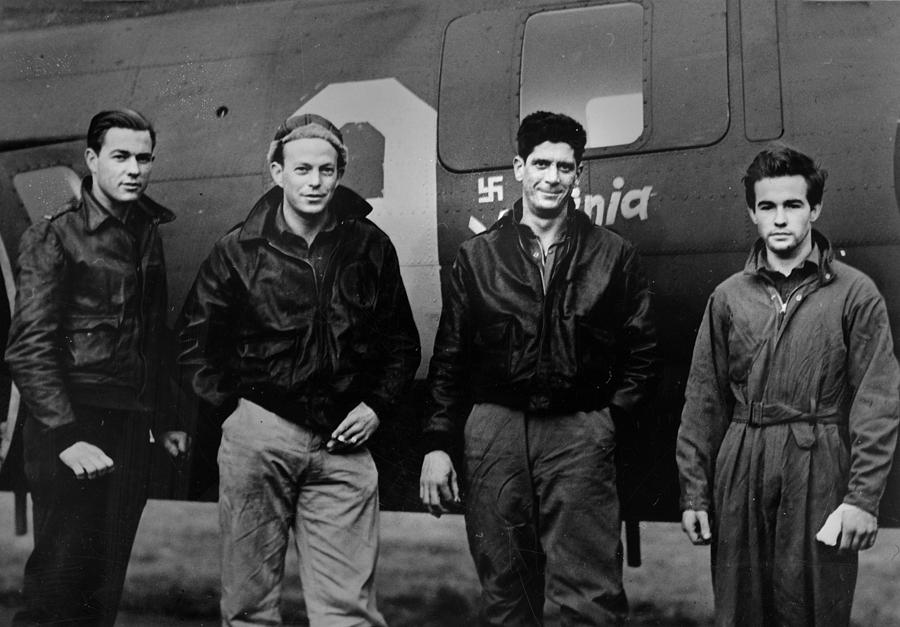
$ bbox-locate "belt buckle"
[749,402,764,427]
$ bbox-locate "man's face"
[514,141,581,218]
[270,137,341,220]
[85,127,154,209]
[748,175,821,259]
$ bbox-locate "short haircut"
[742,145,827,208]
[517,111,587,163]
[86,109,156,153]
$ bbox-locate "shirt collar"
[754,240,821,276]
[273,201,338,247]
[513,202,572,249]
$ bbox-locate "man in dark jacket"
[177,113,420,626]
[677,146,900,626]
[420,111,659,626]
[6,109,189,626]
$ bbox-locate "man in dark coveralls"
[677,145,900,626]
[420,111,659,625]
[6,109,189,626]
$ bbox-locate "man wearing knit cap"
[178,113,420,626]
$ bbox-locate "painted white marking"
[579,177,653,226]
[0,231,18,466]
[477,175,504,204]
[468,216,487,234]
[294,79,440,375]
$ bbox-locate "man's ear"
[85,147,98,175]
[746,205,759,224]
[810,202,822,222]
[513,155,525,182]
[269,161,284,188]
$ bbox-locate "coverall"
[677,231,900,626]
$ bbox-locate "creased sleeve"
[676,291,734,512]
[609,243,660,416]
[5,222,81,453]
[361,239,421,420]
[423,251,473,456]
[841,279,900,516]
[176,241,240,423]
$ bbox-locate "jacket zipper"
[517,228,568,381]
[294,225,345,386]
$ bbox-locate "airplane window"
[13,166,81,224]
[521,4,645,149]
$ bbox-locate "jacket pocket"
[236,336,298,382]
[473,318,512,378]
[63,314,120,371]
[576,321,614,387]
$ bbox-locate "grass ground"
[1,494,899,625]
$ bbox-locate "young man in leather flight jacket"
[177,113,420,626]
[420,111,659,626]
[5,109,189,626]
[677,146,900,626]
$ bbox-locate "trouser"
[713,420,857,626]
[218,398,387,627]
[14,407,152,627]
[463,403,627,627]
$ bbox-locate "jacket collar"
[238,184,373,243]
[80,176,175,233]
[744,229,836,285]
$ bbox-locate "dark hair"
[742,145,827,208]
[517,111,587,163]
[86,109,156,153]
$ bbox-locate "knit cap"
[267,113,347,169]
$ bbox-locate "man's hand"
[161,430,191,461]
[419,450,460,517]
[327,402,379,452]
[58,441,115,480]
[681,509,712,545]
[839,504,878,551]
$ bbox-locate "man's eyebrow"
[109,149,152,156]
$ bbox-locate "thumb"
[698,512,712,541]
[450,466,460,502]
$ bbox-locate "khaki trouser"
[218,398,387,627]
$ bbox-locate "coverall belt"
[732,401,842,427]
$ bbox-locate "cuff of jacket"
[203,396,238,428]
[842,493,879,518]
[362,395,391,422]
[679,494,711,513]
[421,430,457,458]
[43,420,84,457]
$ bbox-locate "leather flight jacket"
[425,200,659,454]
[5,178,175,452]
[177,185,421,432]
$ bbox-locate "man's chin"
[766,243,799,258]
[113,191,143,203]
[532,203,567,218]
